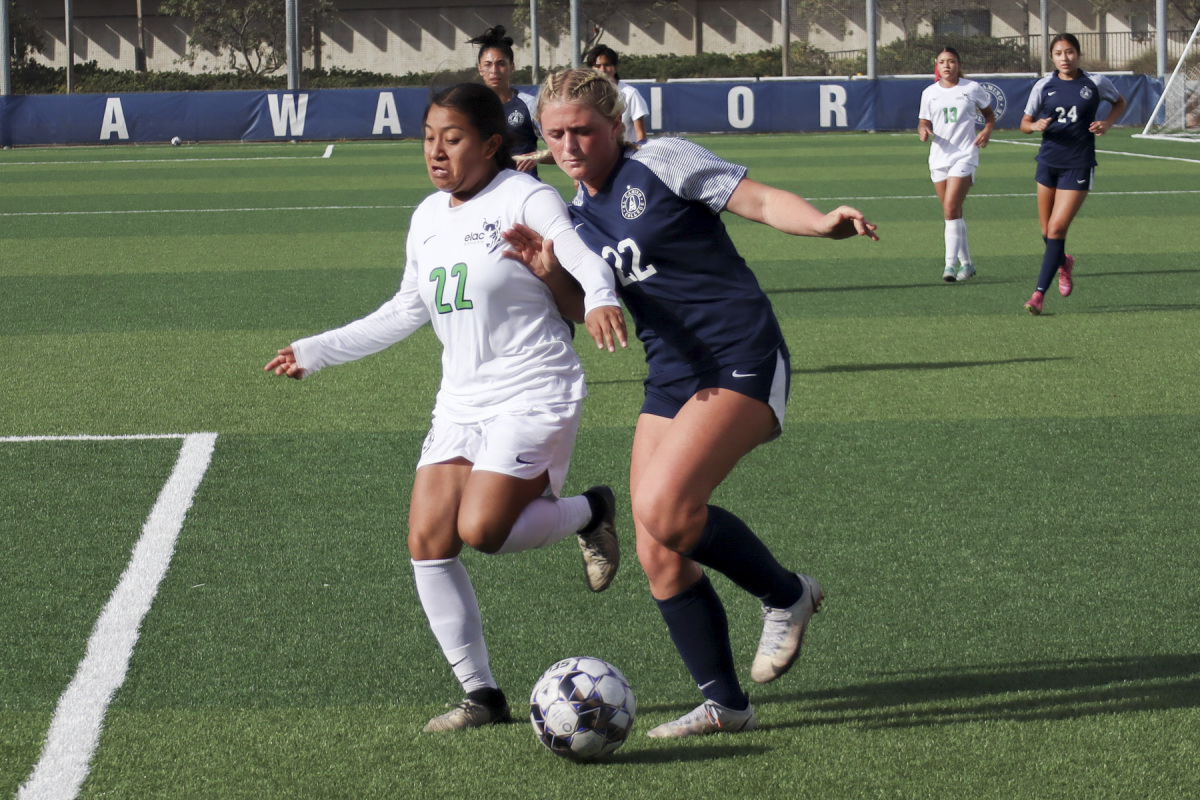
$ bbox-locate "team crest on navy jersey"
[1079,85,1093,100]
[508,110,524,126]
[977,82,1006,125]
[620,186,647,220]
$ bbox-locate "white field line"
[0,153,334,167]
[990,138,1200,164]
[807,189,1200,201]
[0,433,189,442]
[0,204,415,218]
[16,432,218,800]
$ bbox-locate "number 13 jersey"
[567,138,784,383]
[919,79,993,170]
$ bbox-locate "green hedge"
[11,36,1038,95]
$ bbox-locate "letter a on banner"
[373,93,401,135]
[268,94,309,137]
[820,85,848,128]
[100,98,130,140]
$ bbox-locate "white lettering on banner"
[372,93,401,135]
[727,86,754,129]
[820,85,848,128]
[650,86,662,130]
[99,98,129,141]
[268,94,308,137]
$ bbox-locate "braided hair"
[536,68,629,147]
[424,83,517,171]
[467,25,515,64]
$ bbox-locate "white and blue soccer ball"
[530,656,635,762]
[170,136,182,146]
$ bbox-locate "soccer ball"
[529,656,635,762]
[170,136,182,146]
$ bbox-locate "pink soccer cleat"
[1025,291,1044,315]
[1058,254,1075,297]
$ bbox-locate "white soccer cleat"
[751,573,823,684]
[956,264,976,281]
[422,698,511,732]
[577,485,619,592]
[943,266,957,282]
[645,699,756,738]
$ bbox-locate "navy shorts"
[641,346,792,439]
[1036,163,1094,191]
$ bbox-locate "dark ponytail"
[467,25,515,64]
[586,44,621,82]
[424,83,516,171]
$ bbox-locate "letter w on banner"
[268,94,309,137]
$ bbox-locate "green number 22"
[430,263,474,314]
[942,106,959,124]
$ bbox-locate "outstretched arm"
[723,177,879,240]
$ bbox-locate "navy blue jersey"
[567,138,784,383]
[504,92,540,157]
[1024,71,1120,168]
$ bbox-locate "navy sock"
[654,575,747,710]
[684,505,803,609]
[1037,238,1066,293]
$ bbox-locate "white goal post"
[1136,18,1200,141]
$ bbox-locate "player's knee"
[632,492,703,553]
[457,517,507,554]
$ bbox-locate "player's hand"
[975,129,991,148]
[502,222,560,277]
[1031,117,1051,132]
[585,305,628,353]
[1089,120,1112,135]
[918,125,930,143]
[265,346,305,379]
[514,155,538,173]
[819,206,879,241]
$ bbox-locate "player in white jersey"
[918,47,995,282]
[588,45,650,143]
[265,83,628,732]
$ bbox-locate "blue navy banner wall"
[0,76,1159,147]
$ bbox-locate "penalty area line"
[16,432,218,800]
[990,138,1200,164]
[0,204,415,218]
[806,189,1200,201]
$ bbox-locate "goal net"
[1137,19,1200,141]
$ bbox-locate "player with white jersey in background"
[918,46,995,282]
[587,45,651,144]
[1020,33,1126,315]
[503,69,878,738]
[265,83,629,732]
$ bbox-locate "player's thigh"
[945,175,973,208]
[1036,183,1057,234]
[633,389,776,548]
[409,460,473,560]
[1049,188,1089,236]
[458,468,550,553]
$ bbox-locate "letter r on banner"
[820,85,848,128]
[373,93,401,135]
[100,98,129,140]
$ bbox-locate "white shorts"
[416,402,582,496]
[930,161,976,183]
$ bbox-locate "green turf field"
[2,130,1199,799]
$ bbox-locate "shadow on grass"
[605,744,772,765]
[751,653,1200,730]
[793,357,1070,374]
[1083,268,1200,279]
[764,277,1018,295]
[1080,303,1200,314]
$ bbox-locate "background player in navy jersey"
[503,69,877,738]
[1020,33,1126,315]
[467,26,543,179]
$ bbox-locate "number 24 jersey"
[1024,70,1120,168]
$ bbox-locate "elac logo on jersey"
[464,217,502,249]
[977,82,1007,125]
[620,186,647,220]
[508,110,524,127]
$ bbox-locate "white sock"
[496,495,592,555]
[411,557,495,693]
[956,219,973,267]
[944,219,960,269]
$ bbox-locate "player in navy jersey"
[502,69,878,737]
[467,26,543,179]
[1020,33,1126,315]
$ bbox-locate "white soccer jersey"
[291,170,619,422]
[618,82,649,140]
[919,79,993,169]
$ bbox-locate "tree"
[158,0,337,75]
[9,0,46,65]
[512,0,681,59]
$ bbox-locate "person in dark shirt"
[467,26,542,179]
[1020,33,1126,315]
[503,68,877,738]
